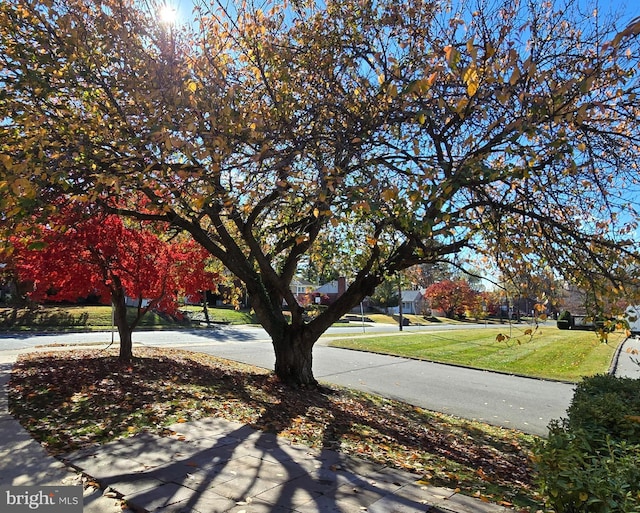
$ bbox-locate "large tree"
[1,0,640,384]
[424,279,478,319]
[11,210,217,360]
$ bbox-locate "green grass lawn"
[0,304,256,330]
[357,313,463,325]
[328,325,622,382]
[0,305,121,330]
[180,304,257,324]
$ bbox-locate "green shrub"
[534,375,640,512]
[567,374,640,443]
[533,422,640,513]
[557,310,573,330]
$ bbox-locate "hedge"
[533,374,640,512]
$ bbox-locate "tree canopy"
[1,0,639,384]
[424,279,478,319]
[10,210,218,359]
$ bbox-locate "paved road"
[0,321,509,351]
[0,324,576,436]
[145,336,575,436]
[613,335,640,379]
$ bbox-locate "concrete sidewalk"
[0,350,127,513]
[62,417,512,513]
[0,347,515,513]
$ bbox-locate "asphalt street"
[145,335,575,436]
[0,321,505,351]
[0,324,578,436]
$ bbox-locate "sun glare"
[158,3,178,25]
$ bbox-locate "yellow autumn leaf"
[466,37,475,55]
[191,196,206,210]
[411,73,438,95]
[463,65,479,96]
[467,82,478,96]
[381,188,396,201]
[385,83,398,98]
[444,45,460,69]
[0,153,12,169]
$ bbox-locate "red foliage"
[423,280,478,319]
[11,213,217,315]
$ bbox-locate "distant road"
[0,323,573,435]
[0,321,511,352]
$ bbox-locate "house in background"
[291,277,316,296]
[289,277,317,304]
[313,277,374,312]
[389,289,427,315]
[313,277,347,305]
[559,283,588,315]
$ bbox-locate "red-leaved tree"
[424,280,478,319]
[12,212,218,360]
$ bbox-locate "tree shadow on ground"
[63,404,442,512]
[252,383,531,489]
[8,347,535,508]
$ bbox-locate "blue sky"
[600,0,640,24]
[159,0,640,32]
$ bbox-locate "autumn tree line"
[371,273,557,321]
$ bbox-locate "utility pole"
[398,279,403,332]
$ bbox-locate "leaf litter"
[8,347,543,511]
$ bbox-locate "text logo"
[0,486,82,512]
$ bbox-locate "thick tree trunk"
[272,330,317,387]
[246,272,381,387]
[111,283,133,362]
